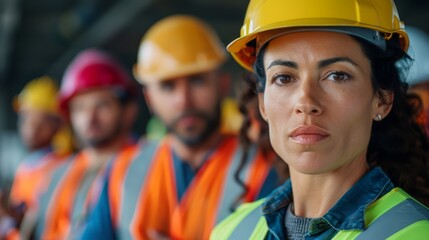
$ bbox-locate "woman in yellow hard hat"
[211,0,429,239]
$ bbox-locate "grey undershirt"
[285,203,315,240]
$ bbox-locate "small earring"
[375,114,382,121]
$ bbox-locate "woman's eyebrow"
[318,57,358,68]
[267,57,358,70]
[267,59,298,70]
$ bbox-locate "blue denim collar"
[261,167,394,238]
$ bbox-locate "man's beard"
[77,121,123,149]
[166,104,221,147]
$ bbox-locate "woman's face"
[259,31,392,175]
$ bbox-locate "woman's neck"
[289,157,369,218]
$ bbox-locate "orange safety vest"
[10,150,69,209]
[109,135,276,240]
[36,144,140,239]
[5,229,20,240]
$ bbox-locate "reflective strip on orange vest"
[38,144,140,239]
[10,151,68,209]
[110,140,159,239]
[39,152,90,239]
[130,139,178,239]
[111,136,274,240]
[35,155,74,238]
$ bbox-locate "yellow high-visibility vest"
[211,188,429,240]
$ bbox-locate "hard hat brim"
[227,19,409,72]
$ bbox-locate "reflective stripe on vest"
[228,200,265,240]
[356,199,429,239]
[210,199,266,240]
[69,165,104,233]
[38,146,135,239]
[10,151,68,209]
[39,152,92,239]
[220,187,429,240]
[334,188,429,239]
[216,144,256,223]
[35,156,74,239]
[114,140,159,239]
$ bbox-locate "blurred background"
[0,0,428,185]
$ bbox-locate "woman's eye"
[272,74,292,86]
[326,71,351,82]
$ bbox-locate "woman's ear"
[258,93,268,122]
[375,90,394,120]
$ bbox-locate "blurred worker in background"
[83,15,280,240]
[0,77,74,239]
[33,49,139,239]
[10,77,73,210]
[405,26,429,135]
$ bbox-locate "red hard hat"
[59,49,135,114]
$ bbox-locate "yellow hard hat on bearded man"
[134,15,227,84]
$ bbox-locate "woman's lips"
[289,125,330,144]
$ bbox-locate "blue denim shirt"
[262,167,394,240]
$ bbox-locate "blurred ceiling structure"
[0,0,428,131]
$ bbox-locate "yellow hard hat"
[228,0,409,72]
[134,15,227,83]
[14,76,59,116]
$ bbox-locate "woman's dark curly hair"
[253,33,429,206]
[238,73,271,155]
[231,73,289,211]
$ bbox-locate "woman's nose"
[293,78,323,116]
